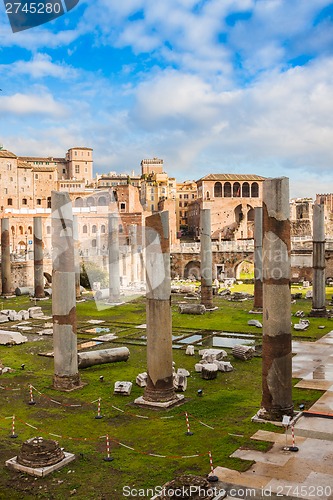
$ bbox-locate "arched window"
[83,225,88,234]
[46,226,51,235]
[251,182,259,197]
[101,225,106,234]
[206,191,210,199]
[92,225,97,234]
[11,226,15,234]
[92,239,96,248]
[28,226,32,235]
[75,197,83,207]
[224,182,231,197]
[242,182,250,197]
[19,226,24,235]
[98,196,107,206]
[22,198,27,205]
[47,197,51,208]
[87,197,95,207]
[214,182,222,197]
[233,182,241,197]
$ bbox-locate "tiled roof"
[17,160,32,168]
[69,147,93,151]
[32,166,57,172]
[198,174,266,182]
[0,150,17,159]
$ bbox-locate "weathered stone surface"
[213,360,234,372]
[28,306,43,318]
[248,319,262,328]
[0,315,9,323]
[18,310,30,321]
[200,209,213,309]
[34,217,45,299]
[179,304,206,315]
[195,363,203,372]
[17,437,64,468]
[201,364,218,380]
[254,207,263,308]
[232,344,255,360]
[177,368,190,377]
[0,330,27,345]
[136,372,148,387]
[173,373,187,392]
[310,203,326,317]
[294,310,305,317]
[199,348,227,361]
[15,287,33,296]
[114,381,132,395]
[185,345,195,355]
[78,347,130,368]
[153,475,215,500]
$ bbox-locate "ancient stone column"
[259,177,293,420]
[200,209,213,309]
[33,217,45,298]
[253,207,263,309]
[73,215,81,300]
[51,191,81,391]
[108,214,120,302]
[129,224,138,283]
[309,203,326,317]
[135,211,182,407]
[1,218,12,296]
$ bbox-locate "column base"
[53,373,84,392]
[254,405,294,422]
[309,308,327,317]
[134,394,184,409]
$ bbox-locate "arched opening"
[92,239,97,248]
[224,182,231,197]
[75,197,83,207]
[83,225,88,234]
[247,207,255,221]
[101,225,106,234]
[233,182,241,197]
[28,226,32,235]
[47,197,51,208]
[242,182,250,197]
[92,225,97,234]
[98,196,107,206]
[214,182,222,197]
[19,226,24,235]
[235,260,254,280]
[251,182,259,197]
[87,197,95,207]
[206,191,210,200]
[234,204,244,224]
[184,260,201,279]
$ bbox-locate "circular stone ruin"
[155,475,215,499]
[17,437,65,468]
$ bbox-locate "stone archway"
[234,259,254,280]
[184,260,201,279]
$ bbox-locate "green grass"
[0,286,329,499]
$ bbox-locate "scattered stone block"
[180,285,196,294]
[0,314,9,323]
[28,306,44,319]
[136,372,148,387]
[294,310,305,317]
[305,290,313,299]
[195,363,203,372]
[178,304,206,315]
[232,344,254,360]
[201,364,218,380]
[18,310,30,321]
[114,381,132,395]
[199,348,227,361]
[177,368,190,377]
[248,319,262,328]
[0,331,28,345]
[9,311,21,321]
[213,361,234,372]
[185,345,195,355]
[0,365,14,375]
[173,373,187,392]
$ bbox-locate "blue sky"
[1,0,333,197]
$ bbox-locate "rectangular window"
[151,195,154,201]
[49,175,52,179]
[75,165,80,174]
[37,199,42,205]
[63,169,66,174]
[35,174,38,179]
[184,194,189,199]
[120,202,126,212]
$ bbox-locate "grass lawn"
[0,284,329,499]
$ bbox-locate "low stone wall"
[0,259,52,291]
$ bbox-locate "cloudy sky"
[1,0,333,197]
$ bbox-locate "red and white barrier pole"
[207,451,218,482]
[9,415,18,438]
[289,424,299,452]
[103,434,114,462]
[185,412,193,436]
[28,384,36,405]
[95,398,103,419]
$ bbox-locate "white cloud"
[0,93,68,116]
[2,53,77,79]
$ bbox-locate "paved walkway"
[213,331,333,499]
